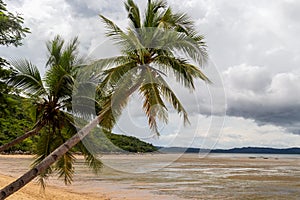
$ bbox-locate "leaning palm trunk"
[0,121,44,153]
[0,114,102,199]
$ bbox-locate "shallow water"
[0,153,299,199]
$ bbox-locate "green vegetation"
[0,93,157,154]
[106,132,157,152]
[0,0,29,68]
[0,0,33,152]
[0,0,29,47]
[84,129,158,153]
[0,94,36,152]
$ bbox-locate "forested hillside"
[0,94,157,154]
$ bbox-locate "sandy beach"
[0,173,108,200]
[0,155,106,200]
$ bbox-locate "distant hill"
[81,130,158,153]
[212,147,300,154]
[104,132,158,153]
[157,147,300,154]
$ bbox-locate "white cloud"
[223,64,271,94]
[216,117,300,149]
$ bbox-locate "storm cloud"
[224,64,300,134]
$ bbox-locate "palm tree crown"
[8,36,101,187]
[92,0,210,135]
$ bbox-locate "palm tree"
[0,35,77,153]
[0,36,101,188]
[95,0,210,135]
[0,0,209,198]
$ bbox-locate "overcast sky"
[2,0,300,149]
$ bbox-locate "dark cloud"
[228,100,300,135]
[224,65,300,135]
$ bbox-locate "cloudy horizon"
[1,0,300,149]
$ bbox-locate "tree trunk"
[0,121,44,153]
[0,115,101,200]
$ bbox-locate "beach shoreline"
[0,154,299,200]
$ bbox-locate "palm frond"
[111,70,139,105]
[60,36,79,71]
[76,142,103,174]
[88,56,132,72]
[96,94,117,130]
[31,155,53,190]
[154,55,210,89]
[54,151,75,185]
[155,75,190,124]
[71,95,99,120]
[139,83,168,135]
[46,35,81,72]
[160,31,207,66]
[138,67,168,135]
[45,64,74,100]
[184,63,211,83]
[99,15,127,43]
[168,11,195,34]
[35,164,52,190]
[97,66,146,130]
[144,0,167,27]
[125,0,141,28]
[125,28,151,62]
[99,61,137,90]
[31,126,54,188]
[100,15,140,53]
[8,59,45,96]
[46,35,64,67]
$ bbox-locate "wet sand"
[0,154,299,199]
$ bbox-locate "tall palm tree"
[0,0,210,198]
[0,36,101,187]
